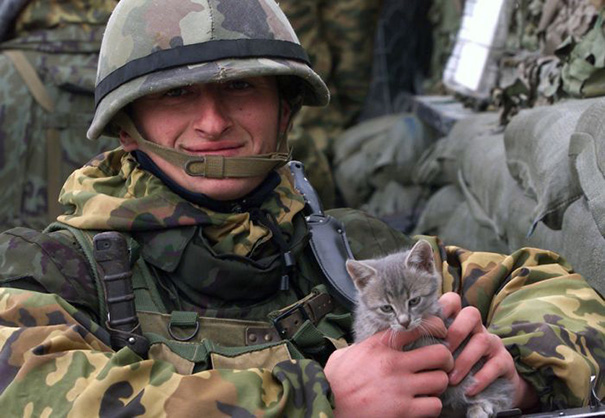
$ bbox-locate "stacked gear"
[88,0,329,180]
[0,0,117,231]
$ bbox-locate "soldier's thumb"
[369,316,447,351]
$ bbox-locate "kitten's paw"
[466,403,494,418]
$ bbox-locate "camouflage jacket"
[0,149,603,416]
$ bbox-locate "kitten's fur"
[346,240,514,418]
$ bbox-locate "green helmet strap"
[114,112,290,179]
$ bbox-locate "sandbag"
[569,98,605,237]
[414,112,500,187]
[458,132,514,240]
[504,98,599,230]
[436,200,510,254]
[360,181,427,219]
[333,113,428,207]
[413,184,465,236]
[560,197,605,296]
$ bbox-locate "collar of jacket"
[133,150,281,213]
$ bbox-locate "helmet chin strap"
[114,112,291,179]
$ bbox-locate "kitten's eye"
[379,305,394,313]
[409,297,421,307]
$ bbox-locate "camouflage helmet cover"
[87,0,330,140]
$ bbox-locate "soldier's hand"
[439,292,538,410]
[324,316,453,418]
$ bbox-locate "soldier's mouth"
[181,143,245,157]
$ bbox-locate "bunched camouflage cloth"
[0,149,603,415]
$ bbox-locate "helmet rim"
[88,56,329,140]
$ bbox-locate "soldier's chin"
[185,176,266,201]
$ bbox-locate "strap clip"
[272,304,310,339]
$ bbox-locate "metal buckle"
[168,320,200,342]
[272,304,309,339]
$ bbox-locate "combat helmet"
[87,0,329,179]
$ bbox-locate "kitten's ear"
[346,259,377,290]
[406,240,436,274]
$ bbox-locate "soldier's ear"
[280,97,292,134]
[119,129,139,152]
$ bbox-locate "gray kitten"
[346,239,514,418]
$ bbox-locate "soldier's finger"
[408,396,443,418]
[445,306,483,353]
[465,339,515,396]
[438,292,462,319]
[411,370,450,396]
[405,344,454,373]
[449,330,496,386]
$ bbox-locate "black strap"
[95,39,310,107]
[288,161,358,310]
[93,231,149,357]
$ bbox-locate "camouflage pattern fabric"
[0,149,602,415]
[58,149,306,257]
[427,236,605,409]
[423,0,463,94]
[0,0,117,231]
[279,0,382,208]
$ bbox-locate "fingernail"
[449,371,459,384]
[465,384,477,396]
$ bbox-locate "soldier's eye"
[227,79,252,90]
[380,305,393,313]
[164,87,190,98]
[409,297,421,307]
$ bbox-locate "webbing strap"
[3,49,54,113]
[115,112,290,178]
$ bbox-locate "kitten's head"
[346,240,441,333]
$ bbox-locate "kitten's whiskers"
[417,320,441,345]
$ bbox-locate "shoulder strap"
[3,50,54,112]
[288,161,358,310]
[44,222,108,322]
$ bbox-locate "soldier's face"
[121,76,290,200]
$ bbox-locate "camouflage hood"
[58,149,307,256]
[1,0,118,51]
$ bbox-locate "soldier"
[0,0,602,416]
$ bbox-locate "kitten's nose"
[398,315,410,328]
